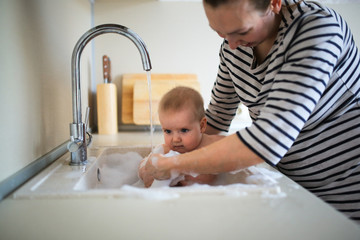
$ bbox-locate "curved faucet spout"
[69,24,152,165]
[72,24,152,124]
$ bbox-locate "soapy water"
[81,150,285,200]
[94,150,183,189]
[94,151,142,189]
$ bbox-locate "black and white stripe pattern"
[206,0,360,223]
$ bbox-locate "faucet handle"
[84,107,90,130]
[84,106,92,147]
[86,131,92,147]
[67,136,81,153]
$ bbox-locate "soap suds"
[95,151,142,189]
[150,150,183,187]
[92,150,284,200]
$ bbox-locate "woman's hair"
[203,0,271,11]
[159,86,205,121]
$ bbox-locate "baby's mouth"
[172,145,185,151]
[173,145,184,148]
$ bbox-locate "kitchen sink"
[74,147,149,191]
[12,146,282,200]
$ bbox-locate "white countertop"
[0,132,359,240]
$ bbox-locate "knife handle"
[102,55,111,83]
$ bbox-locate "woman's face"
[204,0,276,49]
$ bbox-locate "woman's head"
[203,0,282,49]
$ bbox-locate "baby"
[138,86,225,187]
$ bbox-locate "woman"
[141,0,360,223]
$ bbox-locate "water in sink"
[74,151,144,190]
[73,147,283,198]
[13,146,283,200]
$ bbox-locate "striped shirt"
[205,0,360,223]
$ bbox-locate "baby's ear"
[200,117,207,133]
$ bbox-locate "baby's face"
[159,108,205,153]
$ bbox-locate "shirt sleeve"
[237,10,344,165]
[206,42,241,132]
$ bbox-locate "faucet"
[67,24,152,165]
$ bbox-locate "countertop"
[0,132,359,240]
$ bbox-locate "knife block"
[97,83,118,134]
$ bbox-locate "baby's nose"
[173,133,181,142]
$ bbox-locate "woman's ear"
[271,0,282,14]
[200,117,207,133]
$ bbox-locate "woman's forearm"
[167,134,264,175]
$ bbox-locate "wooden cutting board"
[121,73,199,125]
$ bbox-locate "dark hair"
[203,0,271,11]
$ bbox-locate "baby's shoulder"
[208,133,226,140]
[201,134,225,147]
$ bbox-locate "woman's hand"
[139,153,177,188]
[139,153,173,188]
[138,157,155,188]
[145,153,172,180]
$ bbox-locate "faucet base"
[69,160,88,166]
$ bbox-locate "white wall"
[327,2,360,43]
[93,0,223,120]
[93,0,360,126]
[0,0,91,182]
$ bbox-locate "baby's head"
[158,86,207,153]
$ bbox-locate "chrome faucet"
[67,24,152,165]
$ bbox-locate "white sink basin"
[13,146,283,200]
[74,147,149,191]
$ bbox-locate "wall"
[93,0,360,127]
[0,0,91,182]
[92,0,223,125]
[327,2,360,41]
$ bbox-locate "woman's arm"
[145,134,264,182]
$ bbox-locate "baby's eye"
[164,129,171,134]
[180,128,189,133]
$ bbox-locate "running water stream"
[146,71,154,152]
